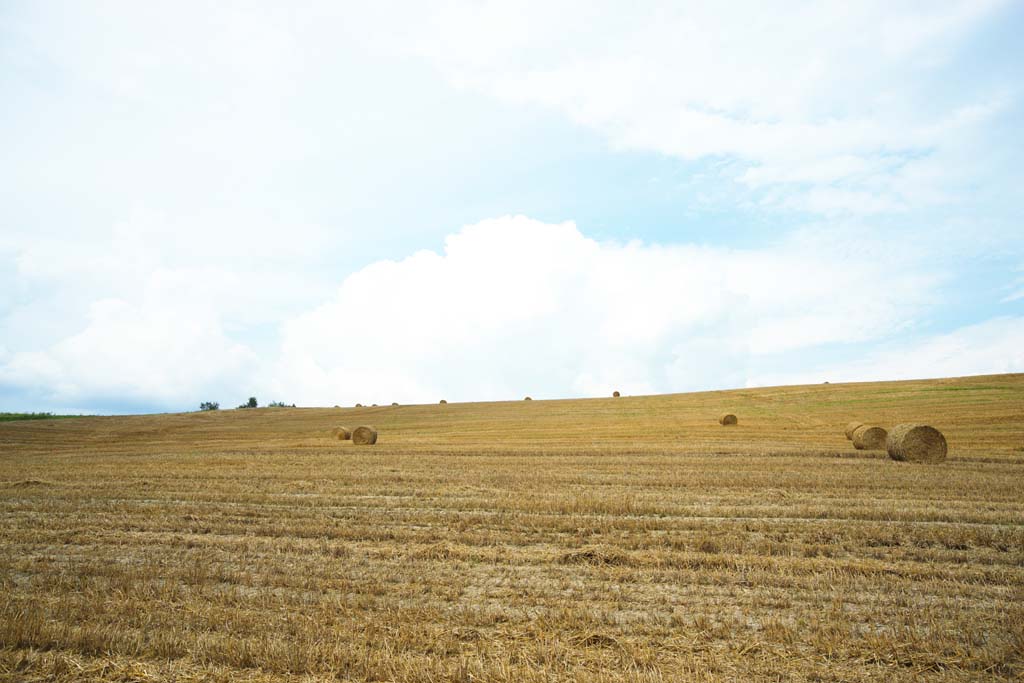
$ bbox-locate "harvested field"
[1,373,1023,682]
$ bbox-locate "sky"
[1,1,1022,414]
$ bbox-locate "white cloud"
[392,0,1011,215]
[268,215,940,405]
[2,2,1020,412]
[2,207,339,350]
[1002,266,1024,303]
[0,295,257,408]
[0,206,340,409]
[5,215,1017,409]
[748,316,1024,387]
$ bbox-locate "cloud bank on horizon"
[1,1,1022,412]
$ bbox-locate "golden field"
[1,373,1022,682]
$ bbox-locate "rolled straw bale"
[334,426,352,441]
[845,421,864,440]
[355,403,363,408]
[439,399,447,404]
[887,424,947,463]
[613,391,620,397]
[719,413,737,426]
[392,402,399,406]
[852,425,887,450]
[352,426,378,445]
[524,396,532,401]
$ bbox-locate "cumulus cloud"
[269,216,940,405]
[0,295,257,409]
[0,206,340,410]
[748,316,1024,387]
[4,215,1019,410]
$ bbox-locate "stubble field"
[1,374,1023,682]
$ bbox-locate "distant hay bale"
[845,421,864,440]
[613,391,620,397]
[371,403,378,407]
[333,426,352,441]
[887,424,947,463]
[355,403,363,408]
[439,399,447,404]
[852,425,887,450]
[719,413,737,426]
[524,396,532,401]
[352,426,378,445]
[392,402,399,406]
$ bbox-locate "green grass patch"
[920,385,1017,392]
[0,412,89,422]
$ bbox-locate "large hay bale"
[392,402,399,406]
[613,391,620,398]
[524,396,532,401]
[439,399,447,404]
[887,424,947,463]
[852,425,887,450]
[352,426,378,445]
[719,413,737,426]
[355,403,363,408]
[334,426,352,441]
[845,421,864,440]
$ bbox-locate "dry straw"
[352,426,378,445]
[333,426,352,441]
[524,396,532,401]
[613,391,620,398]
[439,399,447,404]
[719,413,737,426]
[845,421,864,440]
[887,424,947,463]
[852,425,887,450]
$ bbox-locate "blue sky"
[1,1,1022,413]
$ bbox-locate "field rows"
[1,374,1023,681]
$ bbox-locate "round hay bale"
[852,425,887,450]
[719,413,737,426]
[352,426,378,445]
[887,424,947,463]
[334,426,352,441]
[844,421,864,440]
[524,396,532,401]
[613,391,620,398]
[439,399,447,404]
[355,403,363,408]
[392,402,399,406]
